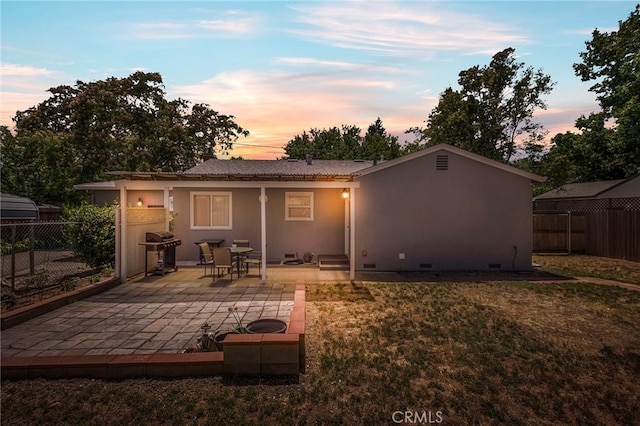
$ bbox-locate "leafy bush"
[1,286,17,309]
[0,238,30,255]
[64,204,116,268]
[23,270,49,300]
[60,277,79,292]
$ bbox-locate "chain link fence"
[1,220,110,308]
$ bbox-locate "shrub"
[64,204,116,268]
[1,286,17,309]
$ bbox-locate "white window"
[285,192,313,221]
[190,192,232,229]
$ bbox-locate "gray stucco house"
[76,144,546,282]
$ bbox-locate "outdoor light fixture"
[136,197,143,207]
[342,189,349,199]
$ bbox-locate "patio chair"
[212,247,234,281]
[199,242,215,277]
[244,251,262,274]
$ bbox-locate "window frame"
[190,191,233,230]
[285,191,314,221]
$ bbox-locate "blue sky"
[1,1,637,159]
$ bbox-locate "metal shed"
[0,193,39,221]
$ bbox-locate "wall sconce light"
[341,189,350,199]
[136,197,143,207]
[258,195,268,203]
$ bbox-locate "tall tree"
[3,72,248,206]
[562,4,640,179]
[361,117,402,160]
[410,48,554,162]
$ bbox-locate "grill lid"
[146,231,175,242]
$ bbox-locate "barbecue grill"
[139,231,181,276]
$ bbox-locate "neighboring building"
[0,193,39,222]
[76,144,546,281]
[534,174,640,211]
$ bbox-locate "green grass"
[2,279,639,425]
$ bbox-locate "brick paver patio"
[1,268,296,357]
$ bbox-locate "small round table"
[230,246,253,276]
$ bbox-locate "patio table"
[230,246,253,277]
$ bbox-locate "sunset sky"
[1,1,636,159]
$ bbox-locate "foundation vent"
[363,263,377,269]
[488,263,502,269]
[436,155,449,171]
[420,263,432,268]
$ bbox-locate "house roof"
[88,144,546,185]
[107,159,377,182]
[534,178,629,200]
[355,144,547,182]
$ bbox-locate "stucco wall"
[354,151,534,271]
[172,187,346,263]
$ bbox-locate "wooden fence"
[533,209,640,262]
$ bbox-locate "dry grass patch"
[534,254,640,284]
[2,281,639,425]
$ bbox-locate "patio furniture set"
[199,239,262,282]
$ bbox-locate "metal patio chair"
[212,247,234,282]
[199,242,215,277]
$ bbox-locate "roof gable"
[355,144,546,182]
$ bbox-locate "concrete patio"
[1,265,350,358]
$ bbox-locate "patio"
[1,266,348,358]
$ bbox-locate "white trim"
[285,191,314,221]
[190,191,233,230]
[356,144,547,182]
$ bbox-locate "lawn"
[2,260,640,425]
[533,254,640,285]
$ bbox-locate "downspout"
[260,186,267,284]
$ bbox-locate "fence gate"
[533,212,586,254]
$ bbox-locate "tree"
[282,118,402,161]
[411,48,554,162]
[0,128,86,205]
[361,117,402,160]
[4,72,249,206]
[565,4,640,179]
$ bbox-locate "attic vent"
[436,155,449,171]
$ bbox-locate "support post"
[260,187,267,284]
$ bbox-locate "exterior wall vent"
[488,263,501,269]
[436,155,449,171]
[419,263,432,268]
[364,263,376,269]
